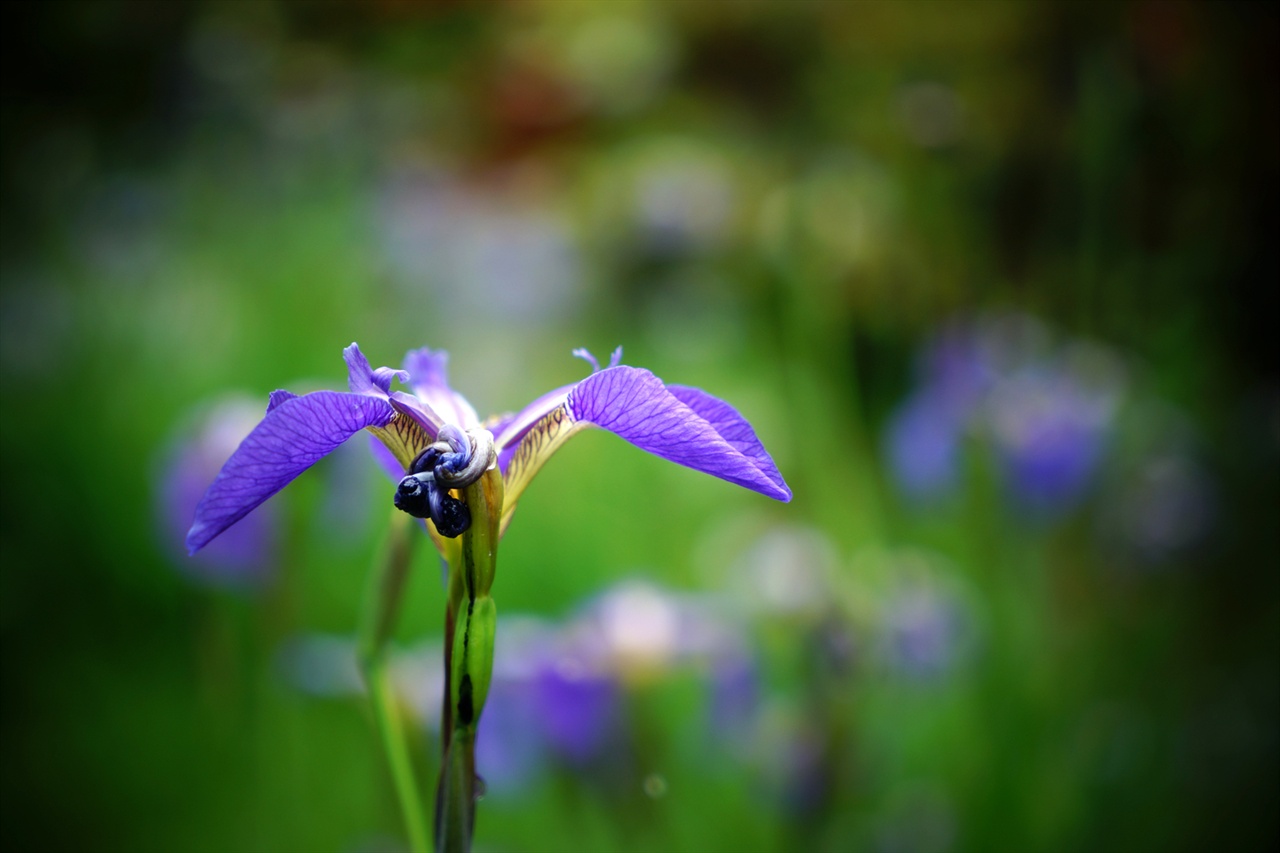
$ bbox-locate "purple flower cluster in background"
[274,525,985,819]
[477,580,752,792]
[277,579,754,796]
[885,313,1126,517]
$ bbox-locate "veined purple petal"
[344,343,408,397]
[403,347,479,428]
[567,366,792,501]
[186,391,396,554]
[667,385,791,501]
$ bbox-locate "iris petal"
[344,342,408,397]
[186,391,396,554]
[403,347,480,429]
[666,385,792,501]
[568,367,792,502]
[500,364,791,532]
[389,391,446,440]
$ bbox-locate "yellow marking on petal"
[499,404,588,533]
[368,413,432,471]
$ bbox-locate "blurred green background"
[2,2,1277,851]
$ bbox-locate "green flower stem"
[435,726,477,852]
[435,466,503,853]
[358,510,430,853]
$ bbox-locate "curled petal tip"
[572,348,601,372]
[344,343,409,397]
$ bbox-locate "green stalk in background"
[357,510,430,853]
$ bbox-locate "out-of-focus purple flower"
[748,703,833,819]
[883,584,964,680]
[886,313,1125,516]
[572,578,770,763]
[157,397,278,589]
[471,615,623,787]
[494,581,758,782]
[476,678,550,792]
[473,618,557,792]
[917,318,1000,418]
[860,549,975,682]
[576,580,684,681]
[986,345,1124,515]
[532,655,621,766]
[884,391,962,502]
[187,343,790,555]
[883,315,1006,503]
[709,652,759,742]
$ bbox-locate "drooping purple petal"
[344,342,408,397]
[186,391,396,554]
[567,366,792,501]
[403,347,479,428]
[667,385,791,501]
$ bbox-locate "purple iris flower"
[187,343,790,554]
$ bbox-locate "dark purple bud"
[394,474,433,518]
[410,446,445,476]
[431,491,471,538]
